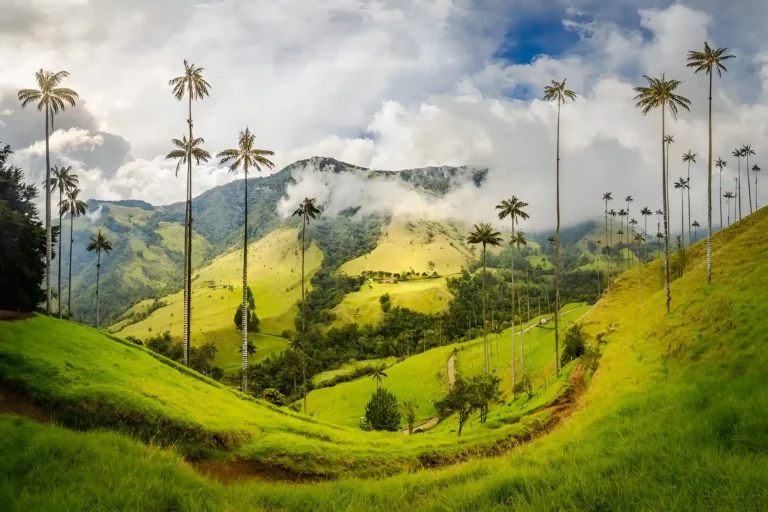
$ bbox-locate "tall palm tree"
[724,191,735,227]
[716,158,727,230]
[217,127,275,392]
[617,229,624,249]
[753,164,762,209]
[292,197,321,339]
[371,365,388,391]
[733,148,744,221]
[510,230,528,375]
[86,230,112,329]
[682,151,697,247]
[169,60,211,367]
[629,218,638,267]
[495,197,529,389]
[655,209,663,238]
[49,165,78,317]
[634,233,645,305]
[688,43,734,285]
[166,135,211,365]
[467,223,502,373]
[609,209,617,249]
[60,188,87,319]
[664,135,675,250]
[634,74,691,313]
[742,145,755,216]
[692,220,700,243]
[543,79,576,377]
[595,240,602,298]
[640,207,652,261]
[602,193,613,274]
[18,69,79,314]
[618,209,627,269]
[674,178,690,271]
[625,195,634,235]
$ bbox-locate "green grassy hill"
[112,228,319,368]
[2,207,767,510]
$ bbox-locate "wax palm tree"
[166,135,211,365]
[602,193,613,273]
[733,148,745,221]
[618,209,627,269]
[692,220,700,243]
[753,164,761,209]
[86,230,112,329]
[617,229,624,249]
[467,223,503,373]
[60,188,87,319]
[217,127,275,392]
[742,145,755,216]
[634,74,691,313]
[682,151,697,247]
[510,230,528,375]
[640,207,652,261]
[18,69,79,314]
[496,197,529,388]
[543,79,576,377]
[609,209,617,249]
[674,178,690,271]
[371,365,388,391]
[716,158,727,230]
[724,191,735,227]
[48,165,78,317]
[634,233,645,305]
[688,43,734,284]
[595,240,602,298]
[625,196,634,235]
[292,197,321,339]
[169,60,211,367]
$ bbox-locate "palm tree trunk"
[554,98,561,377]
[58,188,63,317]
[681,188,685,273]
[45,104,52,315]
[482,244,487,373]
[643,216,648,261]
[241,164,249,393]
[756,173,759,210]
[68,212,74,319]
[182,91,193,367]
[687,161,691,248]
[662,104,671,313]
[95,251,101,329]
[737,156,742,220]
[746,153,753,217]
[301,214,306,338]
[604,199,609,277]
[638,241,642,305]
[719,166,723,232]
[518,292,524,374]
[509,218,516,398]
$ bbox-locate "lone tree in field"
[86,229,112,329]
[435,376,475,437]
[467,223,503,373]
[753,164,762,209]
[60,188,87,319]
[292,197,321,338]
[687,43,734,284]
[495,196,528,392]
[166,135,211,364]
[716,158,727,230]
[18,69,79,315]
[634,74,691,313]
[365,388,400,432]
[401,399,419,434]
[543,78,577,376]
[217,128,275,393]
[49,165,78,317]
[169,60,211,367]
[682,151,697,247]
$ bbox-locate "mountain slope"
[3,206,766,510]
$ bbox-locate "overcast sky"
[1,0,767,230]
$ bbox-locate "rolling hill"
[2,206,766,510]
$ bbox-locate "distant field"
[331,277,453,327]
[114,228,320,367]
[339,219,470,276]
[312,357,399,385]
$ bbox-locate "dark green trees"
[365,388,400,431]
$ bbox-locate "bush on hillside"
[561,324,586,366]
[365,388,401,431]
[261,388,285,406]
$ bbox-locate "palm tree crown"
[217,127,275,175]
[602,192,613,203]
[510,230,527,249]
[686,42,735,77]
[634,74,691,119]
[87,230,113,255]
[292,197,321,223]
[682,151,697,164]
[166,136,212,176]
[18,70,79,122]
[496,196,530,224]
[49,166,79,197]
[169,60,211,101]
[674,178,689,190]
[543,79,577,104]
[61,188,88,218]
[468,223,503,248]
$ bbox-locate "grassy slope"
[312,357,399,385]
[3,208,767,510]
[338,219,470,277]
[308,304,588,428]
[113,228,319,367]
[331,278,453,327]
